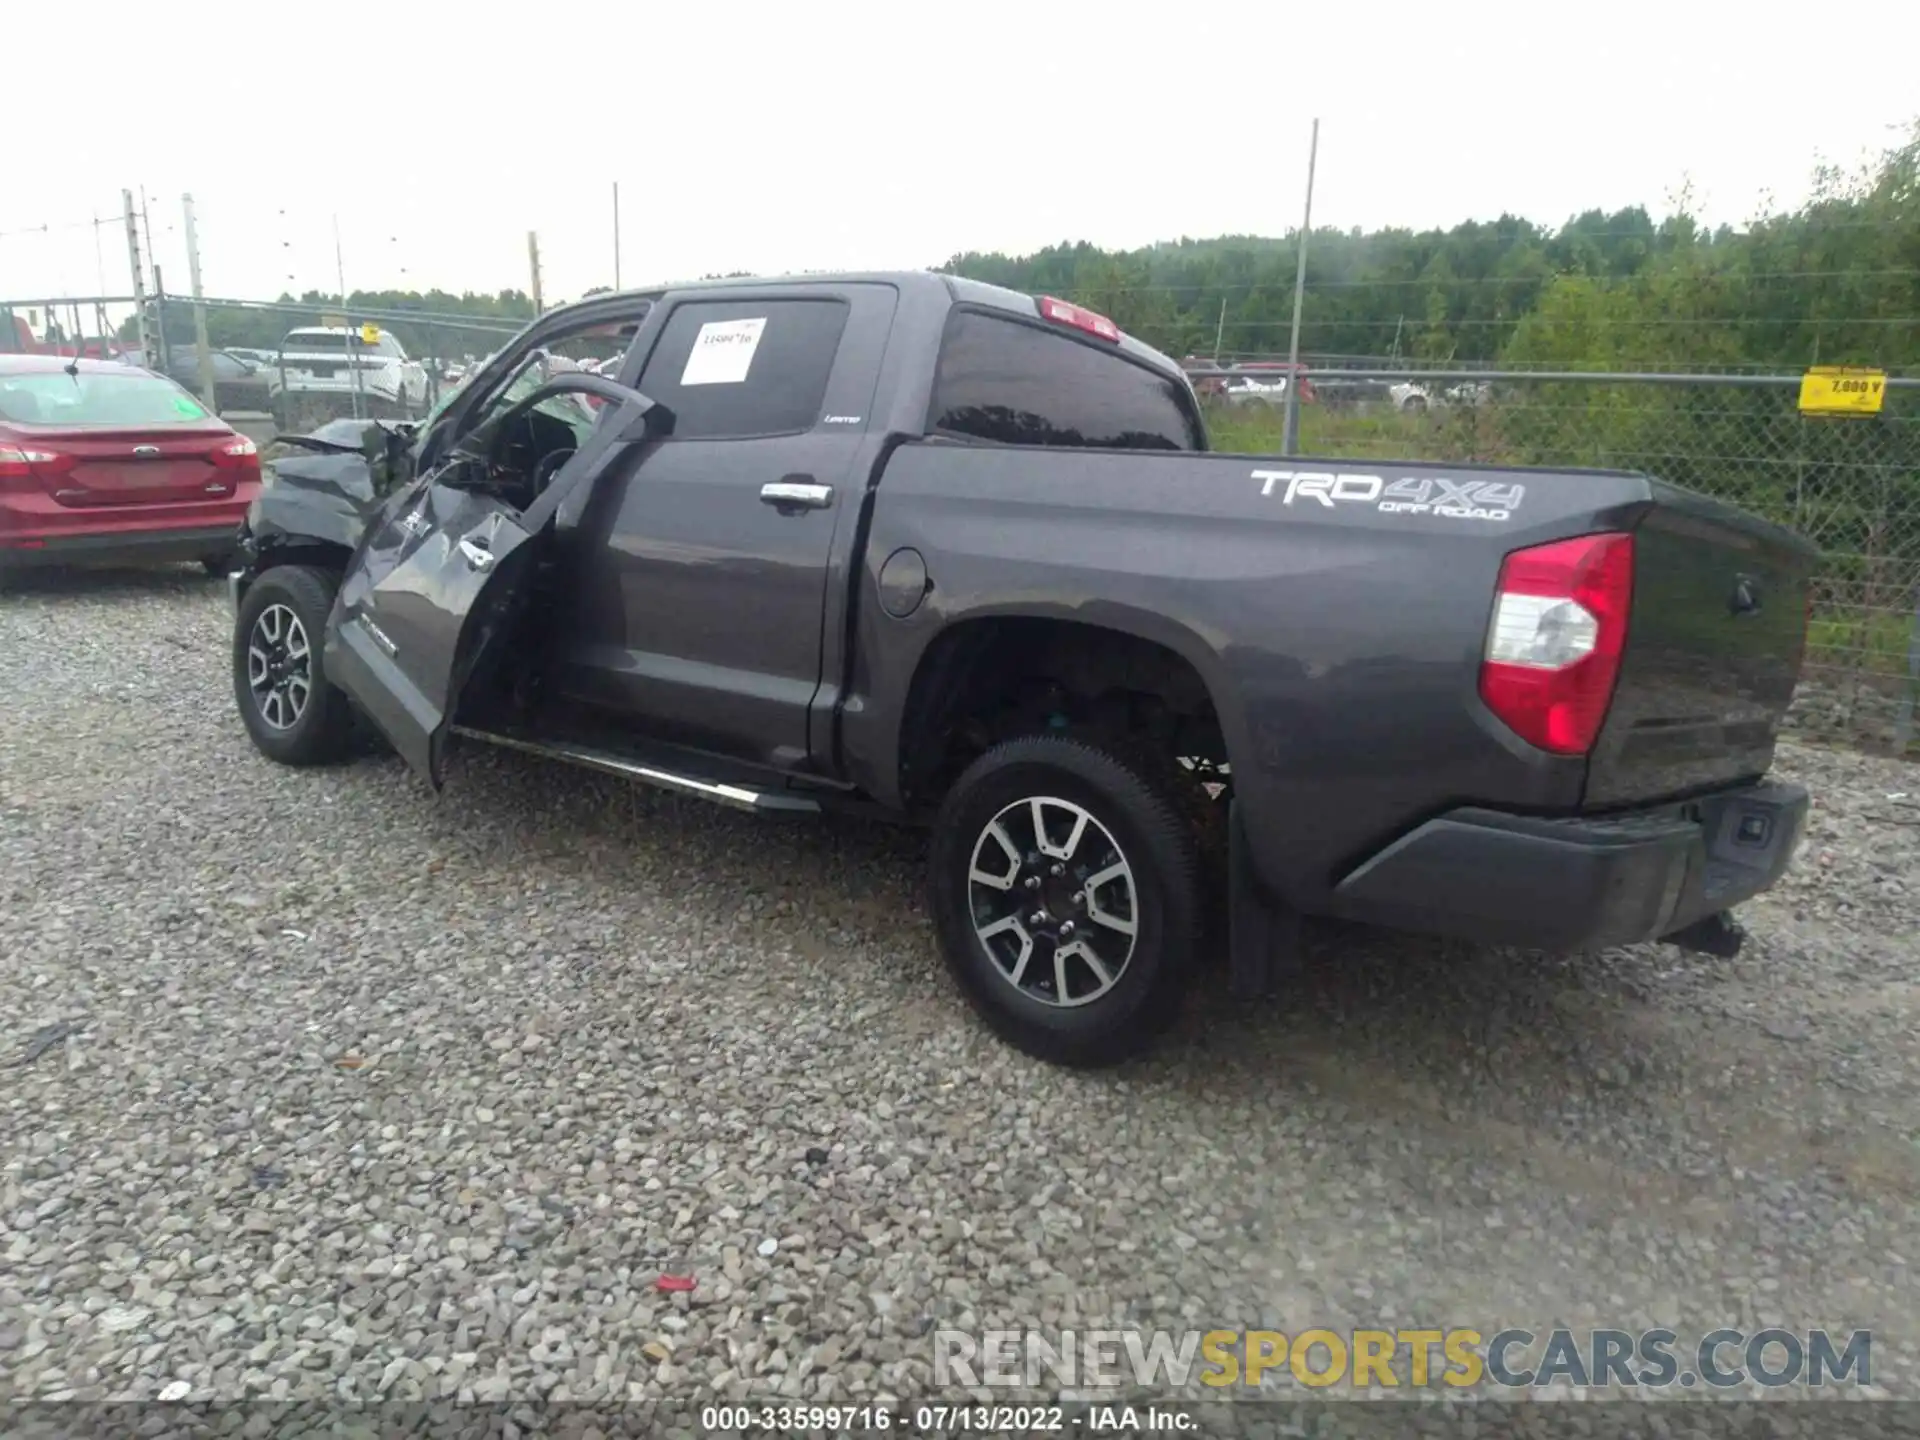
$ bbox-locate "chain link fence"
[143,297,529,436]
[1,292,531,439]
[1191,368,1920,757]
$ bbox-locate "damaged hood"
[248,419,418,551]
[246,346,575,549]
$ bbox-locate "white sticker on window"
[680,317,767,386]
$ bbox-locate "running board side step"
[451,727,822,814]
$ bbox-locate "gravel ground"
[2,566,1917,1415]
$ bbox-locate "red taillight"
[0,444,73,489]
[1478,531,1635,755]
[210,439,261,491]
[210,436,260,473]
[1037,296,1122,343]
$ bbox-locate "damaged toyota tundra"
[225,272,1818,1065]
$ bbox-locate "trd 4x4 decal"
[1253,468,1524,522]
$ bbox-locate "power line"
[0,215,124,243]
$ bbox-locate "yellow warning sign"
[1798,367,1886,416]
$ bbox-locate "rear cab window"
[635,299,850,440]
[930,309,1203,452]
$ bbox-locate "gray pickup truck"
[226,271,1817,1065]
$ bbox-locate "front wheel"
[233,565,356,766]
[928,736,1205,1067]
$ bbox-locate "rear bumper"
[277,376,407,401]
[0,523,243,567]
[1329,781,1809,951]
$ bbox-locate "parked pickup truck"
[225,272,1817,1065]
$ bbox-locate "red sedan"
[0,355,261,574]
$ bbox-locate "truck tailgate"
[1585,483,1820,808]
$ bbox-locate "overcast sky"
[3,1,1914,309]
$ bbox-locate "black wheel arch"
[235,533,355,609]
[893,611,1239,814]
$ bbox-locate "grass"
[1202,400,1523,466]
[1207,403,1424,458]
[1808,611,1918,677]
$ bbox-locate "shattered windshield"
[446,352,602,462]
[502,354,599,443]
[425,311,645,457]
[425,350,601,444]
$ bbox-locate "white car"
[1222,373,1293,407]
[1388,381,1433,413]
[273,327,430,412]
[1443,381,1493,407]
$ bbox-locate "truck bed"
[851,440,1817,910]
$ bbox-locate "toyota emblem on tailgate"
[132,444,160,457]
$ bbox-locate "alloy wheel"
[966,796,1139,1008]
[246,604,312,731]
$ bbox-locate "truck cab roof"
[551,270,1191,387]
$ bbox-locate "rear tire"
[233,565,355,766]
[928,735,1204,1067]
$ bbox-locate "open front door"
[322,377,670,789]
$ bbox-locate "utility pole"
[333,214,364,420]
[332,214,349,305]
[1212,296,1227,364]
[528,231,544,314]
[152,266,171,372]
[182,194,217,408]
[612,183,622,290]
[124,189,154,367]
[1280,117,1320,459]
[138,188,156,320]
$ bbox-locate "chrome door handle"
[759,481,834,511]
[458,538,495,572]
